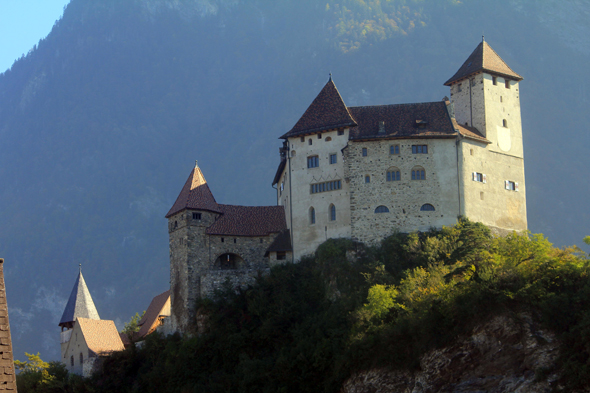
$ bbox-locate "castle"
[165,39,527,333]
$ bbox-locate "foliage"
[120,310,146,340]
[42,219,588,392]
[584,236,590,246]
[15,353,79,393]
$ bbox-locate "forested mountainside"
[0,0,589,361]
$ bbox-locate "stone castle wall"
[346,138,461,244]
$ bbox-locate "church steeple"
[59,267,100,329]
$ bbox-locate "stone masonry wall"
[0,259,16,391]
[346,139,460,244]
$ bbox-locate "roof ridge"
[348,101,445,109]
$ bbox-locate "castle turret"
[165,161,222,332]
[446,38,527,233]
[59,266,100,360]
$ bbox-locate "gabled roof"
[77,318,124,356]
[281,79,357,139]
[206,205,288,237]
[348,101,458,140]
[166,163,222,218]
[137,290,170,339]
[445,40,523,86]
[59,269,100,328]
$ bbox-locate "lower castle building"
[166,39,527,332]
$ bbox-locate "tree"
[15,352,69,393]
[121,311,145,341]
[584,236,590,246]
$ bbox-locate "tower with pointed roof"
[59,267,123,376]
[59,267,100,360]
[166,162,290,333]
[273,39,527,259]
[445,37,527,231]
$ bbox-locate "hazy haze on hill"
[0,0,588,360]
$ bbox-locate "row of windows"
[301,130,345,145]
[307,153,338,168]
[70,353,84,367]
[309,204,337,224]
[310,180,342,194]
[364,166,427,183]
[374,204,434,213]
[362,144,428,157]
[472,173,519,191]
[492,76,511,89]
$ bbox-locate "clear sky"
[0,0,70,73]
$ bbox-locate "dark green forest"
[1,0,589,362]
[15,221,590,392]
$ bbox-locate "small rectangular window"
[307,156,319,168]
[318,134,322,139]
[300,136,305,142]
[505,80,510,89]
[329,153,337,164]
[412,145,428,154]
[221,238,224,243]
[362,148,368,156]
[277,251,287,260]
[192,212,201,220]
[505,180,517,191]
[338,130,344,136]
[492,76,497,85]
[365,175,370,183]
[472,172,487,183]
[390,145,400,155]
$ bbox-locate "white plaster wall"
[62,324,89,376]
[459,139,527,231]
[285,129,352,260]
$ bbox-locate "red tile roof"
[77,318,125,356]
[445,40,523,86]
[137,290,170,339]
[166,164,222,218]
[348,102,457,140]
[281,79,357,139]
[206,205,288,237]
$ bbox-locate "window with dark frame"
[493,76,497,85]
[412,145,428,154]
[386,169,401,182]
[473,172,486,183]
[365,175,370,183]
[193,212,201,220]
[505,180,518,191]
[338,130,344,136]
[411,168,426,180]
[329,153,337,164]
[307,156,319,168]
[362,148,368,156]
[390,145,400,155]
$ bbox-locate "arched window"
[80,353,83,365]
[375,206,390,213]
[325,137,332,141]
[310,207,315,225]
[411,166,426,180]
[329,204,336,221]
[70,356,74,367]
[420,204,435,211]
[386,167,401,182]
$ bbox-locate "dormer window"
[415,120,428,129]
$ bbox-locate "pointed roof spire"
[444,40,522,86]
[280,77,357,139]
[59,268,100,328]
[165,163,221,218]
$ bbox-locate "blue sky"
[0,0,70,73]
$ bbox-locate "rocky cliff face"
[342,314,562,393]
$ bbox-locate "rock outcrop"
[342,313,561,393]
